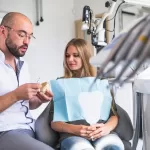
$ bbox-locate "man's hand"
[29,90,53,109]
[36,90,53,103]
[88,123,112,140]
[14,83,41,101]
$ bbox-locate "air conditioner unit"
[125,0,150,7]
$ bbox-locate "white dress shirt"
[0,50,34,132]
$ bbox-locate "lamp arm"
[96,0,117,34]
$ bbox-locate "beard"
[5,35,28,58]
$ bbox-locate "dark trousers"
[0,129,54,150]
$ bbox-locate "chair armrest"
[35,102,59,147]
[114,104,134,141]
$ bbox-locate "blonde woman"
[51,38,124,150]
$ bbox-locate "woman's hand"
[88,123,112,140]
[51,122,96,139]
[73,125,96,139]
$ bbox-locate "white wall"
[0,0,74,118]
[0,0,74,81]
[73,0,108,20]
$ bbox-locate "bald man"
[0,12,54,150]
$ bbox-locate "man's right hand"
[13,83,41,101]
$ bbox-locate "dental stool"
[35,101,133,150]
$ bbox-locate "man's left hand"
[37,90,53,103]
[29,90,53,109]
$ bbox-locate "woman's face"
[66,45,82,71]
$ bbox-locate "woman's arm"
[104,115,118,131]
[51,121,76,134]
[51,121,95,138]
[88,115,118,140]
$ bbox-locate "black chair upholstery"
[35,102,133,150]
[35,102,59,148]
[114,105,133,142]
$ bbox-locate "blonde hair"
[63,38,96,78]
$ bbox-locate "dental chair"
[35,101,133,150]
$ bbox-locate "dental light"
[82,0,150,85]
[82,0,117,51]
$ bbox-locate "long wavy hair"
[63,38,96,78]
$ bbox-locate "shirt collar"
[0,50,5,62]
[0,50,24,64]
